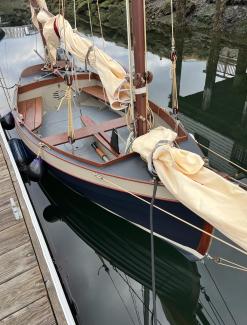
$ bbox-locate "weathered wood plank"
[0,191,17,213]
[0,266,46,320]
[0,130,68,324]
[0,179,15,196]
[0,222,29,257]
[0,206,20,232]
[0,242,37,285]
[1,296,56,325]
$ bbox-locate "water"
[0,18,247,325]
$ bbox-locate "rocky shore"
[68,0,247,34]
[0,0,246,35]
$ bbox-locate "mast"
[131,0,148,136]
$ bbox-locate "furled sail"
[30,5,130,110]
[132,127,247,252]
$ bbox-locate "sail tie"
[53,17,60,39]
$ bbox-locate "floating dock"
[0,125,75,324]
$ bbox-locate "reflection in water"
[40,173,202,324]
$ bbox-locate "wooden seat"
[80,115,119,156]
[18,97,43,131]
[43,116,126,147]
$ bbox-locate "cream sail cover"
[132,127,247,252]
[31,7,130,110]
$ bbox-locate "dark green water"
[0,15,247,325]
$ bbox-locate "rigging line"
[97,256,137,325]
[199,299,219,325]
[143,0,153,131]
[212,257,247,271]
[204,263,238,325]
[125,0,135,128]
[196,141,247,174]
[201,287,225,325]
[124,275,143,325]
[170,0,175,51]
[96,0,105,48]
[0,68,12,110]
[208,300,225,325]
[150,177,158,325]
[93,173,247,258]
[87,0,96,63]
[73,0,77,30]
[115,268,163,325]
[211,261,247,272]
[61,0,68,56]
[228,176,247,189]
[0,83,17,90]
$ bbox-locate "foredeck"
[0,128,74,324]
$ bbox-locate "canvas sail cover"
[30,5,130,110]
[132,127,247,252]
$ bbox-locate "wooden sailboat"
[5,0,217,260]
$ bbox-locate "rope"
[199,299,218,325]
[73,0,77,30]
[125,0,135,130]
[207,255,247,272]
[170,0,175,52]
[204,263,238,325]
[61,0,67,54]
[96,0,105,48]
[57,85,75,142]
[115,268,163,325]
[143,0,154,131]
[170,0,179,115]
[150,177,158,325]
[87,0,97,63]
[125,275,142,325]
[97,256,137,325]
[0,67,12,110]
[93,173,247,258]
[196,141,247,174]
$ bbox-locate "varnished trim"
[196,222,214,255]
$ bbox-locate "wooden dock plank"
[0,242,36,286]
[0,131,71,324]
[1,296,56,325]
[0,206,20,232]
[0,266,46,320]
[0,222,29,257]
[0,190,17,213]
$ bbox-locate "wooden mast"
[131,0,148,136]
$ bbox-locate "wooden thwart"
[43,115,126,146]
[80,115,119,156]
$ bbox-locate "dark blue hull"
[47,164,208,258]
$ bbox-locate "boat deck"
[0,128,74,324]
